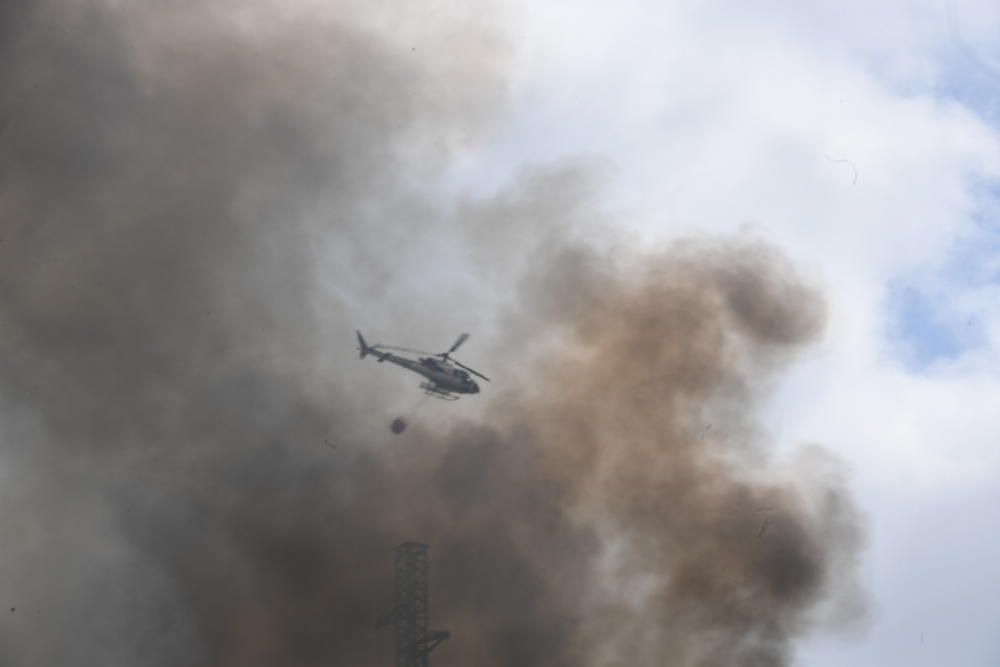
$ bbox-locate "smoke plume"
[0,2,863,666]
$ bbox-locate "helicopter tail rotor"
[356,330,371,359]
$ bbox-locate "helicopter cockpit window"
[456,370,469,379]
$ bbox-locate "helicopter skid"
[420,382,459,401]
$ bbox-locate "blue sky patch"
[885,184,1000,370]
[887,283,967,368]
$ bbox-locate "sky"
[1,1,999,666]
[450,2,1000,665]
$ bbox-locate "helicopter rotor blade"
[453,359,490,382]
[443,333,470,357]
[374,345,436,356]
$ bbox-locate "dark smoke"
[0,2,863,666]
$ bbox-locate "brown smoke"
[0,2,863,666]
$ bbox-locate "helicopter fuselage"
[373,351,480,395]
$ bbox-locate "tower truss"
[376,541,450,667]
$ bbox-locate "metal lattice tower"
[376,542,450,667]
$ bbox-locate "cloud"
[448,3,1000,665]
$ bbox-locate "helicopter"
[356,331,490,400]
